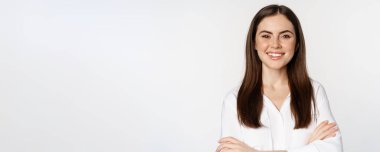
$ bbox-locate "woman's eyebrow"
[279,30,294,35]
[258,30,272,34]
[258,30,294,35]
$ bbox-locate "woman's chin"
[262,63,287,71]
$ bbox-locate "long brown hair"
[237,4,315,129]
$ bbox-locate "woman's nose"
[270,38,282,49]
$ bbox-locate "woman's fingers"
[315,122,336,137]
[315,120,328,132]
[313,121,333,136]
[308,121,338,143]
[324,131,337,139]
[308,121,328,143]
[216,143,238,152]
[216,137,258,152]
[218,136,241,144]
[216,137,241,152]
[316,125,338,140]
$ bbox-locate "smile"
[266,52,285,60]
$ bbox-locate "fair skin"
[216,14,338,152]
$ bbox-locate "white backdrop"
[1,0,379,151]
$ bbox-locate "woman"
[216,5,343,152]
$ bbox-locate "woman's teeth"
[267,52,284,57]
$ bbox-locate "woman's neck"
[262,66,288,88]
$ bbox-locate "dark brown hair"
[237,4,315,129]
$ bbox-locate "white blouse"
[220,81,343,152]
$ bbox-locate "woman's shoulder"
[310,79,326,94]
[223,86,240,105]
[228,85,240,97]
[311,79,321,88]
[310,79,330,106]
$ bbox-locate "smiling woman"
[216,4,343,152]
[256,14,296,72]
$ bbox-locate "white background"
[0,0,379,151]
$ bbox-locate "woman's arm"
[287,84,343,152]
[216,136,288,152]
[217,84,342,152]
[307,120,338,144]
[220,90,243,140]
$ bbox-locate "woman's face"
[255,14,296,70]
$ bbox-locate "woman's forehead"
[257,14,295,33]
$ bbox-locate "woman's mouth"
[266,52,285,60]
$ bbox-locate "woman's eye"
[282,34,291,39]
[261,35,270,39]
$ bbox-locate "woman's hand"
[216,137,259,152]
[307,120,339,144]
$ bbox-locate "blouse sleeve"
[288,84,343,152]
[220,90,243,140]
